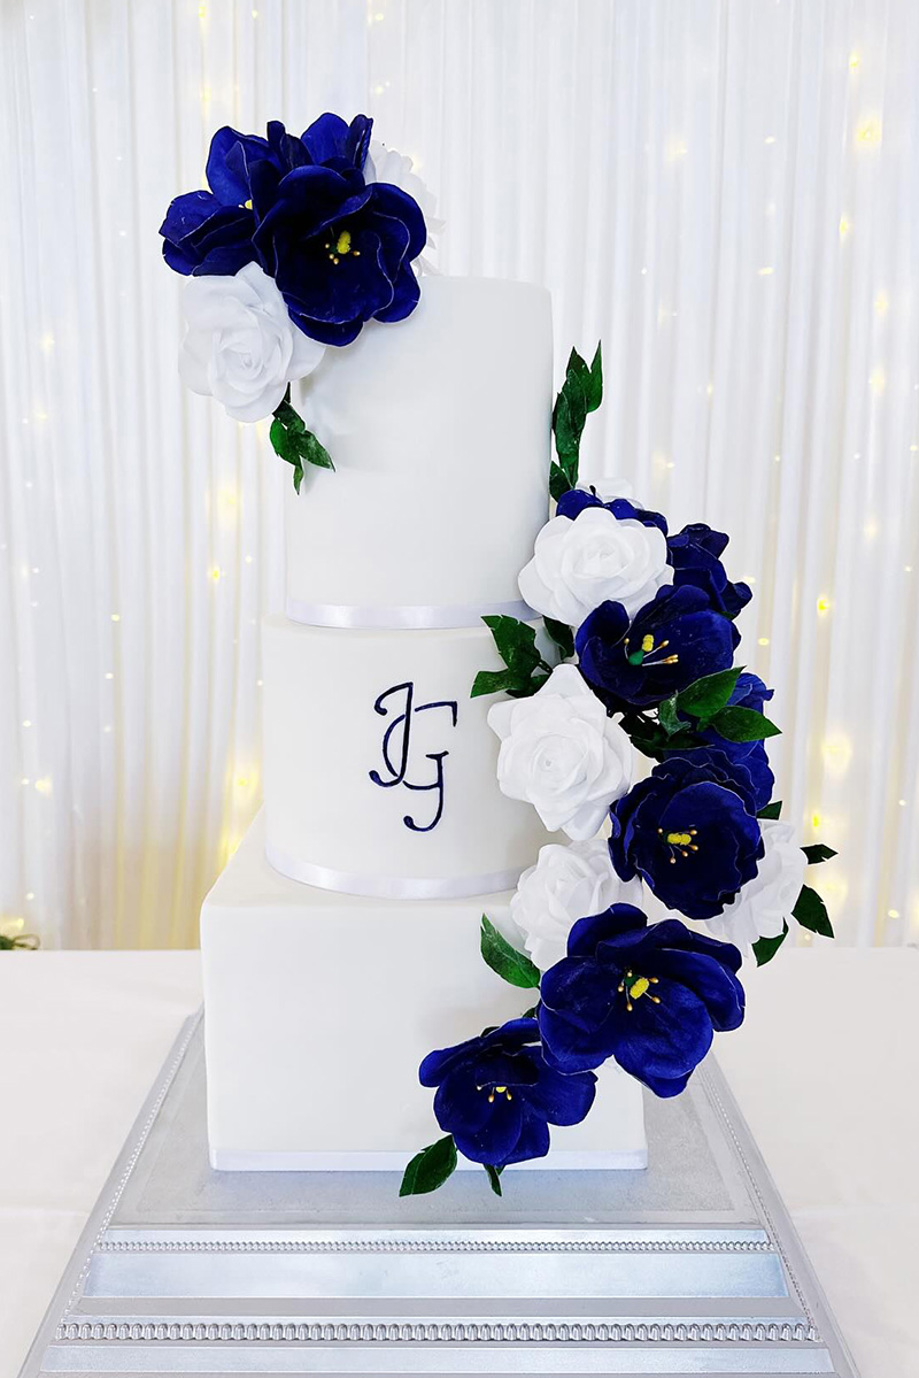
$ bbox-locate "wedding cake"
[199,274,647,1170]
[163,110,835,1192]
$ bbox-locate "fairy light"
[869,366,886,396]
[757,266,774,277]
[874,290,890,317]
[822,733,853,777]
[811,811,822,830]
[888,909,900,919]
[209,565,222,582]
[758,637,770,646]
[863,516,879,540]
[34,778,52,796]
[838,214,852,240]
[848,51,860,72]
[764,135,777,146]
[856,116,882,147]
[816,595,832,615]
[39,332,55,354]
[22,719,32,728]
[666,137,688,162]
[110,612,121,622]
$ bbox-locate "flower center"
[324,228,361,265]
[617,970,661,1012]
[478,1084,514,1104]
[657,826,699,862]
[624,634,679,668]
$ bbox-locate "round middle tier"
[262,616,553,897]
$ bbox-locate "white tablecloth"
[0,948,916,1376]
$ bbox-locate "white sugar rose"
[518,507,671,626]
[365,140,444,269]
[511,837,644,971]
[179,262,325,422]
[487,664,632,840]
[706,820,807,949]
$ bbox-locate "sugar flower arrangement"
[402,347,837,1197]
[160,112,433,491]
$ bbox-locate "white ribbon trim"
[284,596,538,630]
[266,843,523,900]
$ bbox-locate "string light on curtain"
[1,0,917,949]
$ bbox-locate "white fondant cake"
[202,817,647,1170]
[286,276,551,622]
[200,273,647,1172]
[262,616,552,895]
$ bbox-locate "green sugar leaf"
[752,920,789,967]
[544,617,575,659]
[399,1135,458,1197]
[792,884,834,938]
[484,1164,504,1196]
[482,615,543,678]
[757,801,783,820]
[471,668,521,699]
[480,915,541,989]
[676,667,743,721]
[586,341,603,412]
[549,462,573,502]
[709,706,781,743]
[301,429,335,470]
[657,696,682,736]
[802,843,837,865]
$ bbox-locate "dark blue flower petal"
[566,904,648,958]
[609,978,714,1085]
[448,1092,525,1166]
[539,957,618,1033]
[649,948,745,1030]
[525,1065,597,1126]
[206,126,273,204]
[538,1003,620,1073]
[502,1109,551,1166]
[556,491,668,533]
[369,182,428,260]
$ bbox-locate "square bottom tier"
[200,813,647,1171]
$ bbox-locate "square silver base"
[19,1010,859,1375]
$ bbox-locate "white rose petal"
[511,837,644,971]
[707,820,807,949]
[518,507,671,627]
[364,139,444,270]
[179,262,325,422]
[487,664,633,841]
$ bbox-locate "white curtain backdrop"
[1,0,917,948]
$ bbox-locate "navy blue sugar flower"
[664,673,776,812]
[557,488,668,534]
[609,756,763,920]
[667,523,752,619]
[538,905,744,1096]
[575,586,739,713]
[252,165,426,345]
[419,1019,596,1167]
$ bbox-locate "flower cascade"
[402,344,838,1199]
[160,113,434,491]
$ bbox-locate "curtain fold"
[1,0,917,947]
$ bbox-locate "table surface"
[1,948,916,1377]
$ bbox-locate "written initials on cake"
[369,682,459,833]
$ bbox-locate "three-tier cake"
[200,276,647,1171]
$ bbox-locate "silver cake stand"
[19,1009,859,1375]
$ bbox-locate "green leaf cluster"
[655,667,781,746]
[269,389,334,493]
[471,615,552,699]
[550,344,602,500]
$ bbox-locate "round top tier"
[286,276,552,626]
